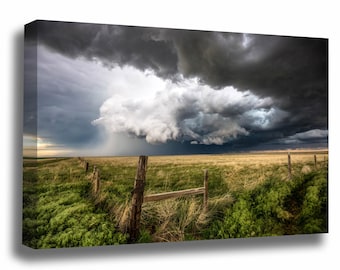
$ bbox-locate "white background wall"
[1,0,339,269]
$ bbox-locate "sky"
[23,20,328,157]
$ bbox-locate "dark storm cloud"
[34,21,178,78]
[276,129,328,145]
[165,31,328,134]
[27,20,328,151]
[24,43,37,136]
[33,22,327,99]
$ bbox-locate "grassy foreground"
[23,151,328,248]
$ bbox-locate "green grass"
[23,152,328,247]
[23,158,127,248]
[207,167,328,239]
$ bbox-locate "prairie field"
[23,150,328,248]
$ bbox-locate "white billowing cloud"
[93,74,284,145]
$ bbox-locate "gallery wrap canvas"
[23,20,328,249]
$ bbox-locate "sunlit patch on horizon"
[23,134,74,157]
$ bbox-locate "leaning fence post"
[85,162,89,173]
[203,169,208,211]
[129,155,148,242]
[287,152,292,179]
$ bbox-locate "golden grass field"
[84,149,328,166]
[83,149,328,193]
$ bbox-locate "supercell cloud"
[92,75,287,145]
[24,21,328,155]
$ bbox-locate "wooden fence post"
[287,152,292,179]
[203,169,208,211]
[314,154,317,170]
[129,155,148,242]
[91,166,100,194]
[94,168,100,194]
[85,162,89,173]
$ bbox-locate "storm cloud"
[34,21,327,117]
[277,129,328,145]
[24,20,328,155]
[92,77,289,145]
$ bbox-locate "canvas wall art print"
[23,20,328,249]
